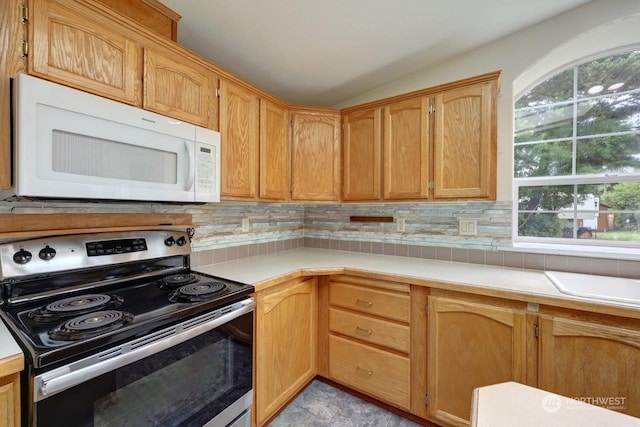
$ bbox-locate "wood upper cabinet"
[428,294,528,426]
[539,314,640,418]
[255,277,317,426]
[219,79,260,199]
[259,100,290,201]
[290,110,341,201]
[342,108,382,201]
[143,48,216,128]
[433,81,496,199]
[383,97,430,200]
[30,0,139,104]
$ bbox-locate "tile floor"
[269,380,424,426]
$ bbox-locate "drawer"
[329,282,410,322]
[329,307,409,353]
[329,335,410,409]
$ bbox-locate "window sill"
[501,242,640,261]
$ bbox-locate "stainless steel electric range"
[0,230,254,427]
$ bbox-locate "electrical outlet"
[397,217,405,232]
[242,218,250,232]
[459,219,477,236]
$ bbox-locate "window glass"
[514,49,640,247]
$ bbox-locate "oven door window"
[34,312,252,426]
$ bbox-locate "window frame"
[512,48,640,253]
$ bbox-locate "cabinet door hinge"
[425,302,429,314]
[20,4,28,23]
[428,180,434,190]
[21,40,28,57]
[424,394,429,405]
[428,104,435,114]
[533,323,539,338]
[215,87,220,98]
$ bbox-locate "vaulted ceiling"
[160,0,593,107]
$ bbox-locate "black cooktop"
[1,270,253,369]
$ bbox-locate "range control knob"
[164,236,176,247]
[13,249,33,265]
[176,236,187,247]
[39,245,57,261]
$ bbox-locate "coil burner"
[48,310,134,341]
[30,294,123,322]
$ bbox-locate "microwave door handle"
[185,141,195,191]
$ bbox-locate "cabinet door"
[259,100,289,201]
[342,108,382,201]
[219,79,260,199]
[433,82,496,199]
[383,97,430,200]
[143,49,216,128]
[0,373,20,427]
[255,277,317,426]
[30,0,138,104]
[428,296,527,427]
[290,111,341,201]
[539,315,640,418]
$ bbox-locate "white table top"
[471,382,640,426]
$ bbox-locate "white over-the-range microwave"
[12,74,220,203]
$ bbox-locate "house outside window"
[513,49,640,250]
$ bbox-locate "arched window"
[513,49,640,250]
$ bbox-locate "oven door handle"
[35,298,255,402]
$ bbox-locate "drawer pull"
[356,298,373,307]
[356,366,373,377]
[356,326,373,335]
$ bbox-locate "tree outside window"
[514,49,640,245]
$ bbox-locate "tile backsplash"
[2,198,638,278]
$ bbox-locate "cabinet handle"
[356,298,373,307]
[356,326,373,335]
[356,366,373,377]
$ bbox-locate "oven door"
[30,300,254,427]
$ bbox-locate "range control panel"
[0,230,192,280]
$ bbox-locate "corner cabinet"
[143,48,217,128]
[538,313,640,418]
[30,0,140,104]
[428,292,529,426]
[255,277,317,426]
[290,110,341,201]
[219,79,260,199]
[433,81,496,199]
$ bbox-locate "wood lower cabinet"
[433,81,496,199]
[0,373,20,427]
[342,108,382,201]
[255,277,317,426]
[143,48,216,128]
[428,293,528,426]
[383,97,431,200]
[219,79,260,199]
[538,313,640,418]
[30,0,139,104]
[326,276,412,410]
[290,110,341,201]
[259,100,290,201]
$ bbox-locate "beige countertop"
[196,247,640,318]
[471,382,640,426]
[0,319,24,377]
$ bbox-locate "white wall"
[333,0,640,202]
